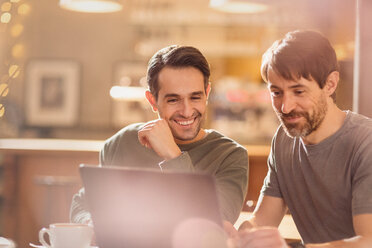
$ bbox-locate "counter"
[0,138,270,247]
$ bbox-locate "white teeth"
[177,119,194,126]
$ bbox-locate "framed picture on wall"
[25,59,80,127]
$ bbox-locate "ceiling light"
[59,0,122,13]
[209,0,268,14]
[110,86,146,101]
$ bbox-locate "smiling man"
[70,45,248,225]
[225,31,372,248]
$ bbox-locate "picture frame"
[25,59,80,127]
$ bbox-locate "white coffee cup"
[39,223,93,248]
[0,237,15,248]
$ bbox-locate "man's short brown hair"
[147,45,210,100]
[261,30,339,100]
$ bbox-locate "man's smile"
[174,118,196,126]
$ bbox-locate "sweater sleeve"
[70,187,92,224]
[214,147,248,223]
[70,145,107,224]
[160,140,248,224]
[158,152,195,172]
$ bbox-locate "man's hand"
[228,227,288,248]
[224,221,239,239]
[238,220,255,231]
[138,119,182,160]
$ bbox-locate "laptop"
[79,164,227,248]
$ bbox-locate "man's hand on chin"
[138,119,182,160]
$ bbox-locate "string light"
[0,83,10,97]
[0,12,12,23]
[8,64,20,78]
[1,2,12,12]
[0,0,27,120]
[11,43,24,58]
[0,80,9,120]
[0,104,4,117]
[10,23,24,37]
[17,3,31,15]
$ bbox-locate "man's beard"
[275,95,328,138]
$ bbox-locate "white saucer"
[30,245,97,248]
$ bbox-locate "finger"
[140,123,156,130]
[238,221,254,231]
[223,221,238,238]
[140,119,160,129]
[238,228,285,248]
[226,238,238,248]
[138,131,151,148]
[249,239,286,248]
[145,119,163,127]
[248,227,281,238]
[235,230,254,247]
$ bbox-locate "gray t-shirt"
[71,123,248,224]
[261,111,372,244]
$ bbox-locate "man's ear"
[206,83,211,100]
[145,90,158,112]
[324,71,339,97]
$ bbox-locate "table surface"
[0,138,104,152]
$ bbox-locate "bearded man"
[225,30,372,248]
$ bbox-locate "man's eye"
[191,96,202,100]
[271,91,281,97]
[167,99,178,103]
[294,90,304,95]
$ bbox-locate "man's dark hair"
[147,45,210,100]
[261,30,339,100]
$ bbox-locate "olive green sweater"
[70,123,248,224]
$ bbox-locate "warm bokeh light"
[59,0,122,13]
[209,0,268,13]
[1,2,12,12]
[0,104,4,118]
[246,200,254,208]
[139,76,147,88]
[10,0,20,3]
[8,64,20,78]
[0,83,9,97]
[334,44,347,60]
[11,43,25,58]
[118,76,131,86]
[110,86,146,101]
[10,23,24,37]
[0,12,12,24]
[18,3,31,15]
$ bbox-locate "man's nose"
[179,100,194,117]
[281,94,296,114]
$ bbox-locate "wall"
[0,0,356,142]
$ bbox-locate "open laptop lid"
[79,164,227,248]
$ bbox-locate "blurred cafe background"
[0,0,371,247]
